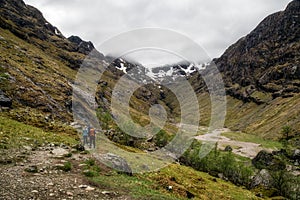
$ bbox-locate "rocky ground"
[0,145,131,200]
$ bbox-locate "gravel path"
[0,146,131,200]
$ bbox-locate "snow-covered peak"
[110,57,211,83]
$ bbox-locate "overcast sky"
[24,0,292,66]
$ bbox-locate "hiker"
[89,127,96,148]
[82,126,89,146]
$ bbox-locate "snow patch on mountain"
[111,57,210,83]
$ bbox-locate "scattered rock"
[85,186,95,191]
[166,186,173,191]
[50,148,69,158]
[25,165,38,173]
[78,163,87,168]
[66,191,73,196]
[23,146,32,151]
[31,190,38,193]
[53,163,65,169]
[224,145,233,152]
[0,90,12,108]
[101,191,112,195]
[78,184,88,188]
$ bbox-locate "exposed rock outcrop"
[68,35,97,55]
[252,150,286,171]
[0,90,12,107]
[215,0,300,103]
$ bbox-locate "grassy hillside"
[196,91,300,140]
[0,115,260,200]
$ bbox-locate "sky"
[24,0,292,66]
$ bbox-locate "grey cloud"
[24,0,292,64]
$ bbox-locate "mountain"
[0,0,299,199]
[0,0,105,133]
[208,0,300,137]
[215,0,300,102]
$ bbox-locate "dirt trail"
[195,128,266,159]
[0,145,131,200]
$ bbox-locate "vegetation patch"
[0,116,78,149]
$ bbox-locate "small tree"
[282,125,292,140]
[281,125,292,149]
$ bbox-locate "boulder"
[0,90,12,108]
[292,149,300,160]
[224,145,233,152]
[100,153,132,175]
[252,150,285,170]
[251,169,273,189]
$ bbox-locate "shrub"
[85,158,95,166]
[153,130,173,147]
[180,140,254,188]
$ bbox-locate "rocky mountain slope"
[215,0,299,102]
[0,0,299,199]
[193,0,300,138]
[0,0,105,130]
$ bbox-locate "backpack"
[89,128,95,137]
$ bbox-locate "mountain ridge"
[215,0,300,103]
[1,0,299,138]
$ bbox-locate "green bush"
[85,158,95,166]
[153,130,173,147]
[269,170,300,199]
[179,140,254,188]
[82,158,101,177]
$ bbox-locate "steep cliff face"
[202,0,300,137]
[215,0,300,104]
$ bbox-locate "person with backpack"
[82,126,89,146]
[89,127,96,148]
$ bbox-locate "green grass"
[91,173,183,200]
[56,161,72,172]
[0,116,79,149]
[88,163,259,200]
[0,28,77,123]
[146,164,259,200]
[221,131,282,149]
[224,94,300,140]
